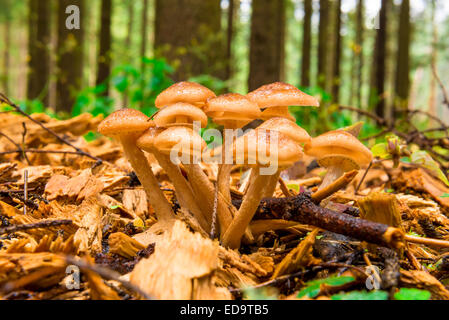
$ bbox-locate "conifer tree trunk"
[394,0,411,113]
[317,0,330,90]
[332,0,342,103]
[248,0,286,91]
[154,0,223,81]
[56,0,85,113]
[27,0,51,105]
[2,0,11,95]
[96,0,112,95]
[301,0,312,87]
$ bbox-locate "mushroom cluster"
[98,81,373,250]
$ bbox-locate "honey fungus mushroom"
[205,93,261,205]
[257,117,311,198]
[221,128,304,249]
[155,81,216,109]
[305,130,373,190]
[153,102,208,128]
[97,108,175,223]
[137,127,209,232]
[247,82,319,122]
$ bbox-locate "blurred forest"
[0,0,448,136]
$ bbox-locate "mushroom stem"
[217,129,235,204]
[184,164,234,235]
[152,151,210,232]
[318,166,346,191]
[222,170,271,249]
[119,135,175,223]
[261,170,282,198]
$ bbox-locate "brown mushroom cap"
[304,130,373,168]
[136,127,165,153]
[205,93,261,128]
[247,82,320,109]
[232,129,304,168]
[98,108,154,138]
[154,126,207,160]
[258,117,311,144]
[155,82,216,109]
[152,102,208,128]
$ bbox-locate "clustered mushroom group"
[98,81,373,250]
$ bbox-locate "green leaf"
[331,290,389,301]
[297,276,355,299]
[242,287,277,300]
[287,184,299,192]
[394,288,431,301]
[410,151,449,187]
[441,193,449,198]
[371,143,391,160]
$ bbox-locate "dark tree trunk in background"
[301,0,312,87]
[56,0,85,113]
[317,0,330,90]
[96,0,112,95]
[126,1,134,49]
[2,0,11,95]
[394,0,411,113]
[332,0,342,103]
[355,0,364,108]
[226,0,237,81]
[140,0,149,63]
[155,0,223,82]
[370,0,389,118]
[27,0,51,105]
[248,0,285,91]
[429,0,437,116]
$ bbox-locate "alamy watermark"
[65,5,80,30]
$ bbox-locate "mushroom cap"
[155,82,216,109]
[304,130,373,168]
[258,117,311,144]
[154,126,207,160]
[152,102,208,128]
[318,155,360,171]
[205,93,261,128]
[98,108,154,138]
[229,129,304,167]
[247,82,320,109]
[136,127,165,153]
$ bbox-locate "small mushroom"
[221,128,304,249]
[246,82,319,121]
[304,130,373,191]
[98,109,175,223]
[137,127,210,232]
[205,93,261,204]
[257,117,311,197]
[155,81,216,109]
[153,102,208,128]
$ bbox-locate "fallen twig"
[0,219,73,235]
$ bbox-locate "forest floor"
[1,111,449,300]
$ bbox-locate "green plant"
[331,290,389,300]
[297,275,355,299]
[394,288,431,300]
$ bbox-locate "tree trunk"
[248,0,285,91]
[96,0,112,94]
[301,0,312,87]
[27,0,51,105]
[394,0,411,114]
[355,0,364,108]
[140,0,149,62]
[317,0,330,90]
[126,1,134,49]
[370,0,389,118]
[2,0,11,96]
[154,0,223,81]
[56,0,85,113]
[225,0,237,81]
[331,0,342,103]
[428,0,438,116]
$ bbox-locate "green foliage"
[297,276,355,299]
[394,288,431,301]
[73,58,174,118]
[331,290,389,301]
[441,193,449,198]
[242,287,278,300]
[188,75,228,95]
[371,135,449,187]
